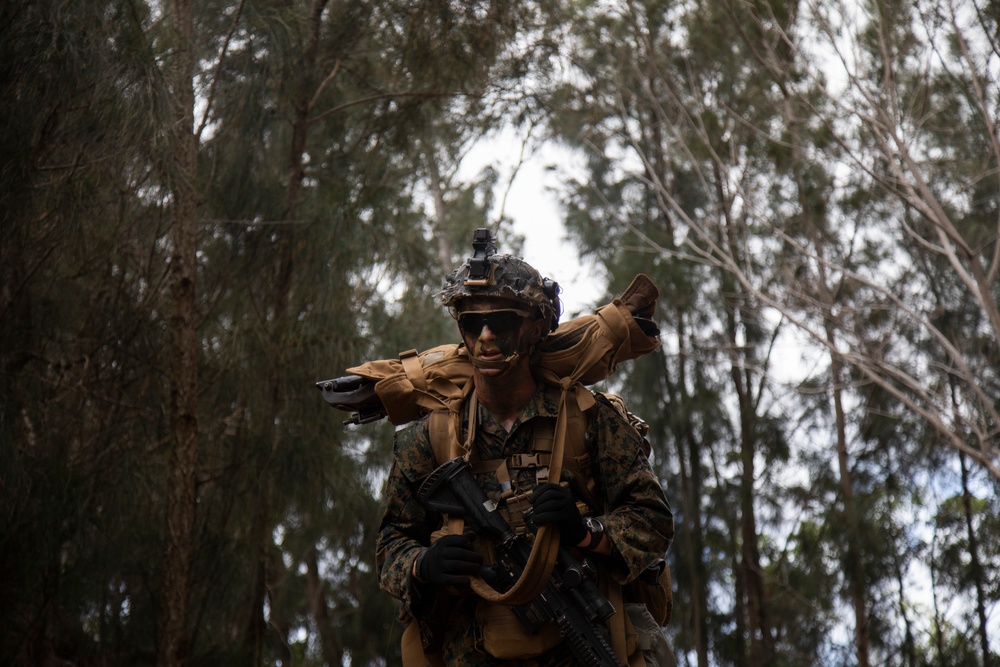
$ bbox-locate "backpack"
[341,274,661,425]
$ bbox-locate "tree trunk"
[960,451,991,667]
[158,0,199,665]
[717,159,775,665]
[827,323,870,667]
[671,313,710,667]
[893,551,916,667]
[781,68,871,665]
[735,377,774,666]
[676,425,708,667]
[270,2,334,659]
[427,150,454,272]
[306,545,342,665]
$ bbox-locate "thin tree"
[158,0,200,664]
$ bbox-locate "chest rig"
[427,390,603,543]
[422,388,662,667]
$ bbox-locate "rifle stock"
[315,374,384,425]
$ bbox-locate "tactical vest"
[421,387,670,666]
[428,390,609,535]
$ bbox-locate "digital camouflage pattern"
[376,382,674,666]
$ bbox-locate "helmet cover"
[440,228,561,333]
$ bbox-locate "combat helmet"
[441,228,561,333]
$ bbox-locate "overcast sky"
[467,133,604,319]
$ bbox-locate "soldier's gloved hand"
[416,532,488,587]
[529,482,587,545]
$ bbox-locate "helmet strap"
[467,338,540,376]
[462,311,546,378]
[468,351,521,375]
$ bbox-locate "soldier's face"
[457,299,544,363]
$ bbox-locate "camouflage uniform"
[376,381,674,666]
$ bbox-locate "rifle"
[418,456,624,667]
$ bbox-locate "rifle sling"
[426,380,636,665]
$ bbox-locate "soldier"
[376,232,674,666]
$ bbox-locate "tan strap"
[461,389,477,456]
[400,620,422,667]
[468,375,593,605]
[625,610,647,667]
[469,528,559,605]
[427,411,453,470]
[400,349,428,392]
[428,386,477,537]
[425,379,597,607]
[608,582,629,666]
[463,397,563,605]
[495,458,512,493]
[531,419,554,485]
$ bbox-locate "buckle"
[509,453,540,468]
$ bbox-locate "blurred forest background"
[2,0,998,666]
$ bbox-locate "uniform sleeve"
[375,419,441,618]
[589,399,674,584]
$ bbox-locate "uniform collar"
[474,381,561,435]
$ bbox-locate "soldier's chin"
[476,360,506,376]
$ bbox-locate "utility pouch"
[475,601,562,659]
[497,484,591,541]
[624,559,673,626]
[624,603,676,667]
[497,489,536,539]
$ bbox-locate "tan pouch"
[476,601,562,659]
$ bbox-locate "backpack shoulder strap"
[427,384,479,464]
[428,410,453,465]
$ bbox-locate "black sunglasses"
[457,308,532,335]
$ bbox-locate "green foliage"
[541,0,1000,665]
[3,0,999,665]
[0,0,539,665]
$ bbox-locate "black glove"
[529,482,587,545]
[416,532,489,587]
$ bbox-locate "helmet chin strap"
[467,337,538,376]
[469,351,522,375]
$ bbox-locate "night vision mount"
[465,227,497,286]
